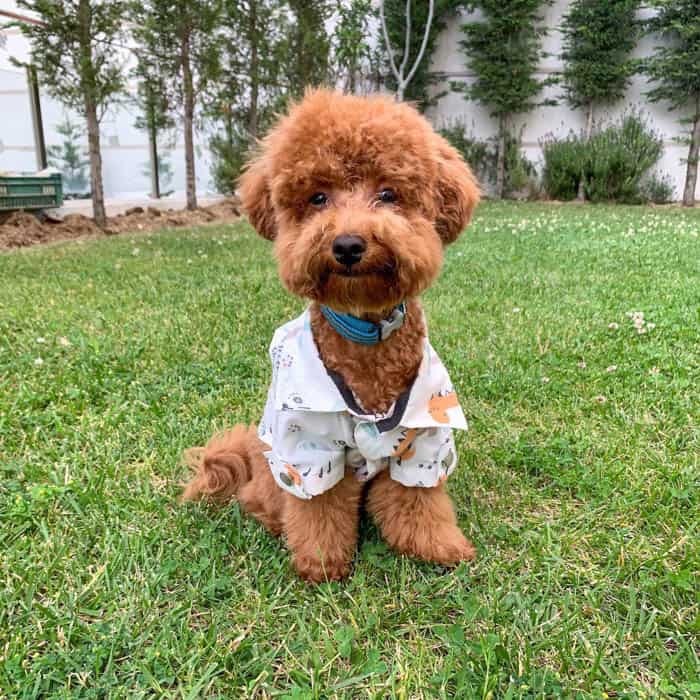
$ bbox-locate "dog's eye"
[378,188,397,204]
[309,192,328,207]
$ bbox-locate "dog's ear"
[238,156,277,241]
[433,138,480,245]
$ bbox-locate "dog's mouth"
[328,259,397,279]
[333,267,382,278]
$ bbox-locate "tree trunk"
[496,115,506,199]
[348,68,356,95]
[181,30,197,210]
[78,0,106,228]
[682,105,700,207]
[85,98,107,228]
[248,0,259,137]
[577,101,594,202]
[148,117,160,199]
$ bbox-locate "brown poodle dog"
[182,90,480,583]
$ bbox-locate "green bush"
[440,122,536,198]
[541,112,667,203]
[439,121,491,183]
[586,113,664,203]
[640,172,676,204]
[209,131,251,196]
[541,133,587,200]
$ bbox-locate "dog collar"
[320,303,407,345]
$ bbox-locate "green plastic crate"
[0,173,63,211]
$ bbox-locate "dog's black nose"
[332,235,366,267]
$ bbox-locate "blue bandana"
[320,303,407,345]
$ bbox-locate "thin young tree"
[560,0,640,200]
[643,0,700,207]
[456,1,552,198]
[132,0,220,210]
[15,0,126,227]
[378,0,463,109]
[379,0,434,103]
[133,48,174,200]
[47,117,90,194]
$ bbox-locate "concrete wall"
[426,2,697,200]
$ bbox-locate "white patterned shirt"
[258,310,467,499]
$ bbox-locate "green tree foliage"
[380,0,464,110]
[332,0,382,94]
[132,0,220,210]
[559,0,640,200]
[47,117,90,194]
[15,0,126,226]
[455,1,552,198]
[206,0,290,193]
[285,0,333,99]
[560,1,639,119]
[643,0,700,206]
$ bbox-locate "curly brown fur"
[182,90,480,582]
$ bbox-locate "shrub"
[209,131,251,196]
[585,112,664,203]
[541,111,667,203]
[640,172,675,204]
[440,121,536,198]
[503,134,537,197]
[439,121,491,183]
[541,133,586,200]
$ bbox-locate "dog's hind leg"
[181,424,286,536]
[235,431,286,536]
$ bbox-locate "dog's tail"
[180,424,255,503]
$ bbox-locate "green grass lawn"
[1,202,699,699]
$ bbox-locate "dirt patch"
[0,197,241,250]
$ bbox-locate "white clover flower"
[541,376,550,384]
[649,367,660,376]
[606,365,617,373]
[58,337,71,347]
[34,357,44,366]
[578,361,587,369]
[36,337,46,344]
[594,395,607,404]
[132,248,140,256]
[512,307,521,313]
[608,322,619,330]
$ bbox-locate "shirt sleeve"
[389,426,457,488]
[265,409,351,499]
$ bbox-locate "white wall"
[427,2,697,201]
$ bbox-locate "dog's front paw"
[401,524,476,566]
[292,551,351,584]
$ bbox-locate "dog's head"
[239,90,480,313]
